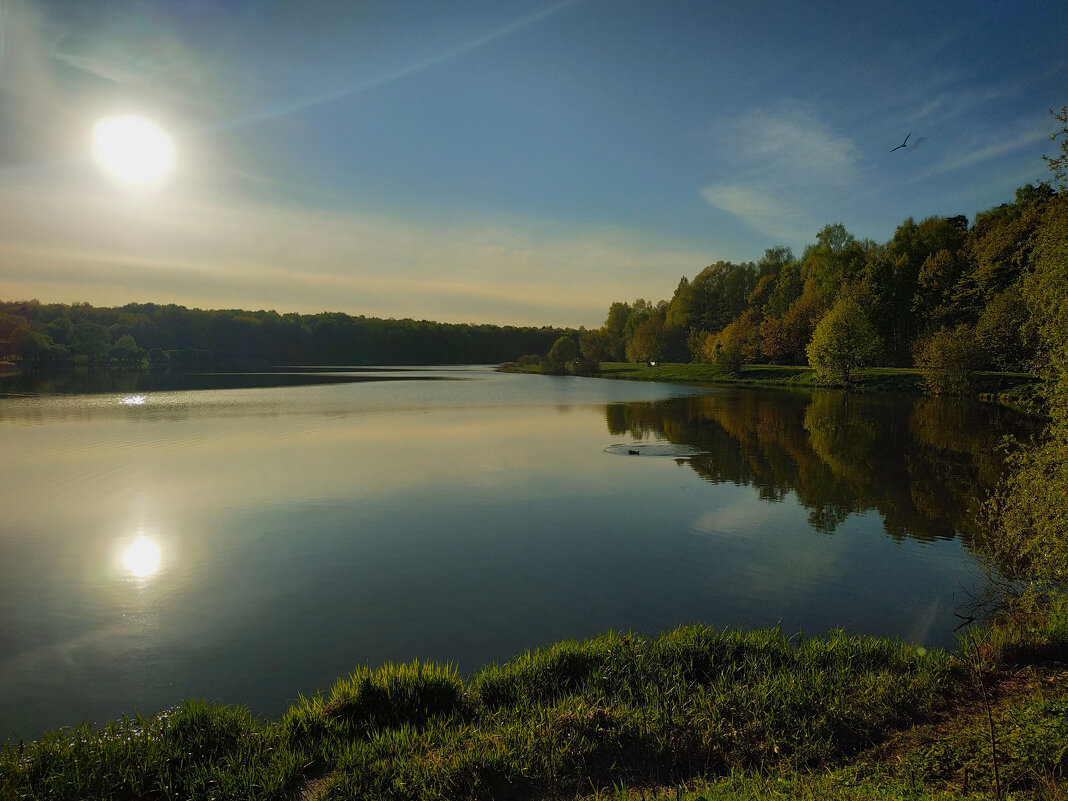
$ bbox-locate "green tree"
[955,187,1052,317]
[111,334,143,367]
[622,298,654,342]
[579,329,610,362]
[542,335,579,375]
[72,322,110,364]
[148,347,170,367]
[697,310,761,373]
[757,245,794,277]
[687,261,757,334]
[805,297,881,385]
[973,287,1032,371]
[46,316,74,345]
[625,315,665,364]
[983,192,1068,583]
[914,324,980,395]
[863,216,966,364]
[1042,106,1068,191]
[763,259,804,319]
[762,284,827,364]
[602,302,631,360]
[801,223,867,301]
[13,329,66,364]
[912,248,965,331]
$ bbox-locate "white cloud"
[699,183,810,244]
[698,104,862,245]
[719,105,862,185]
[914,94,949,120]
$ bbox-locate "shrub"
[914,324,980,395]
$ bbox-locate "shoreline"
[509,361,1041,412]
[3,611,1066,799]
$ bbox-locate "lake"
[0,366,1031,741]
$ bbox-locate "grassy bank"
[4,608,1068,800]
[509,361,1040,408]
[588,362,1037,398]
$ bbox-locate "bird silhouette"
[890,132,911,153]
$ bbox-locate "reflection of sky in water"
[0,370,993,740]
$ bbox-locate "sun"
[92,114,175,187]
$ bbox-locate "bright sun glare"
[123,536,162,579]
[92,115,175,187]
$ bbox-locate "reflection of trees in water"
[605,389,1036,545]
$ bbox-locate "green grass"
[529,361,1037,399]
[592,362,819,387]
[4,614,1067,800]
[0,699,305,801]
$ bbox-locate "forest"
[568,182,1066,389]
[0,301,567,368]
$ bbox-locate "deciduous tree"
[542,335,579,375]
[805,297,881,385]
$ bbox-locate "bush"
[570,356,599,376]
[914,324,980,395]
[712,340,744,374]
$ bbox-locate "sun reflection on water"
[123,536,162,579]
[120,395,147,405]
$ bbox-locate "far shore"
[506,360,1039,407]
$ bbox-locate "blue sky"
[0,0,1064,326]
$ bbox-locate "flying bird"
[890,132,911,153]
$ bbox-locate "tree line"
[562,182,1064,388]
[0,301,569,368]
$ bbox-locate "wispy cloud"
[699,184,810,244]
[928,125,1051,176]
[217,0,585,133]
[723,106,862,184]
[914,94,948,121]
[34,0,197,89]
[699,104,861,244]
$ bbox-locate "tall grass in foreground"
[1,625,961,801]
[0,699,305,801]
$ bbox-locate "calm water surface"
[0,366,1031,740]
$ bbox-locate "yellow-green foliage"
[984,195,1068,584]
[914,324,980,395]
[806,298,881,385]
